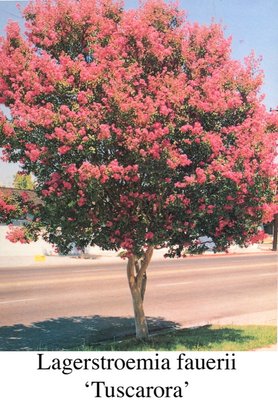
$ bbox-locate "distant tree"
[13,172,34,190]
[0,0,277,339]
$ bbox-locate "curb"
[0,248,276,268]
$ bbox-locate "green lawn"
[79,325,277,351]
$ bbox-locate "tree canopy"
[0,0,277,338]
[0,0,277,255]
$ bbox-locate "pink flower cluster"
[0,194,17,216]
[6,226,29,244]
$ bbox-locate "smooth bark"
[127,246,153,339]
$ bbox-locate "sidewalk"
[0,252,124,268]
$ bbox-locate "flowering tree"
[0,0,277,338]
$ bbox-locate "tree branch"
[135,259,140,274]
[136,246,154,285]
[127,255,136,289]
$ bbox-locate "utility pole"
[270,108,278,251]
[273,214,278,251]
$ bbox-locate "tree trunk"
[141,272,147,301]
[127,247,153,340]
[130,284,149,339]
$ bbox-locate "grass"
[77,325,277,351]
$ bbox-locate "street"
[0,253,277,350]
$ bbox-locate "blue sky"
[0,0,277,186]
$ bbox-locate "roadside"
[71,324,277,352]
[1,238,276,352]
[0,247,123,268]
[0,241,275,269]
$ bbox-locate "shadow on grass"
[134,325,256,351]
[93,324,261,351]
[0,315,264,351]
[0,315,180,351]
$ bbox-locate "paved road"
[0,253,276,350]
